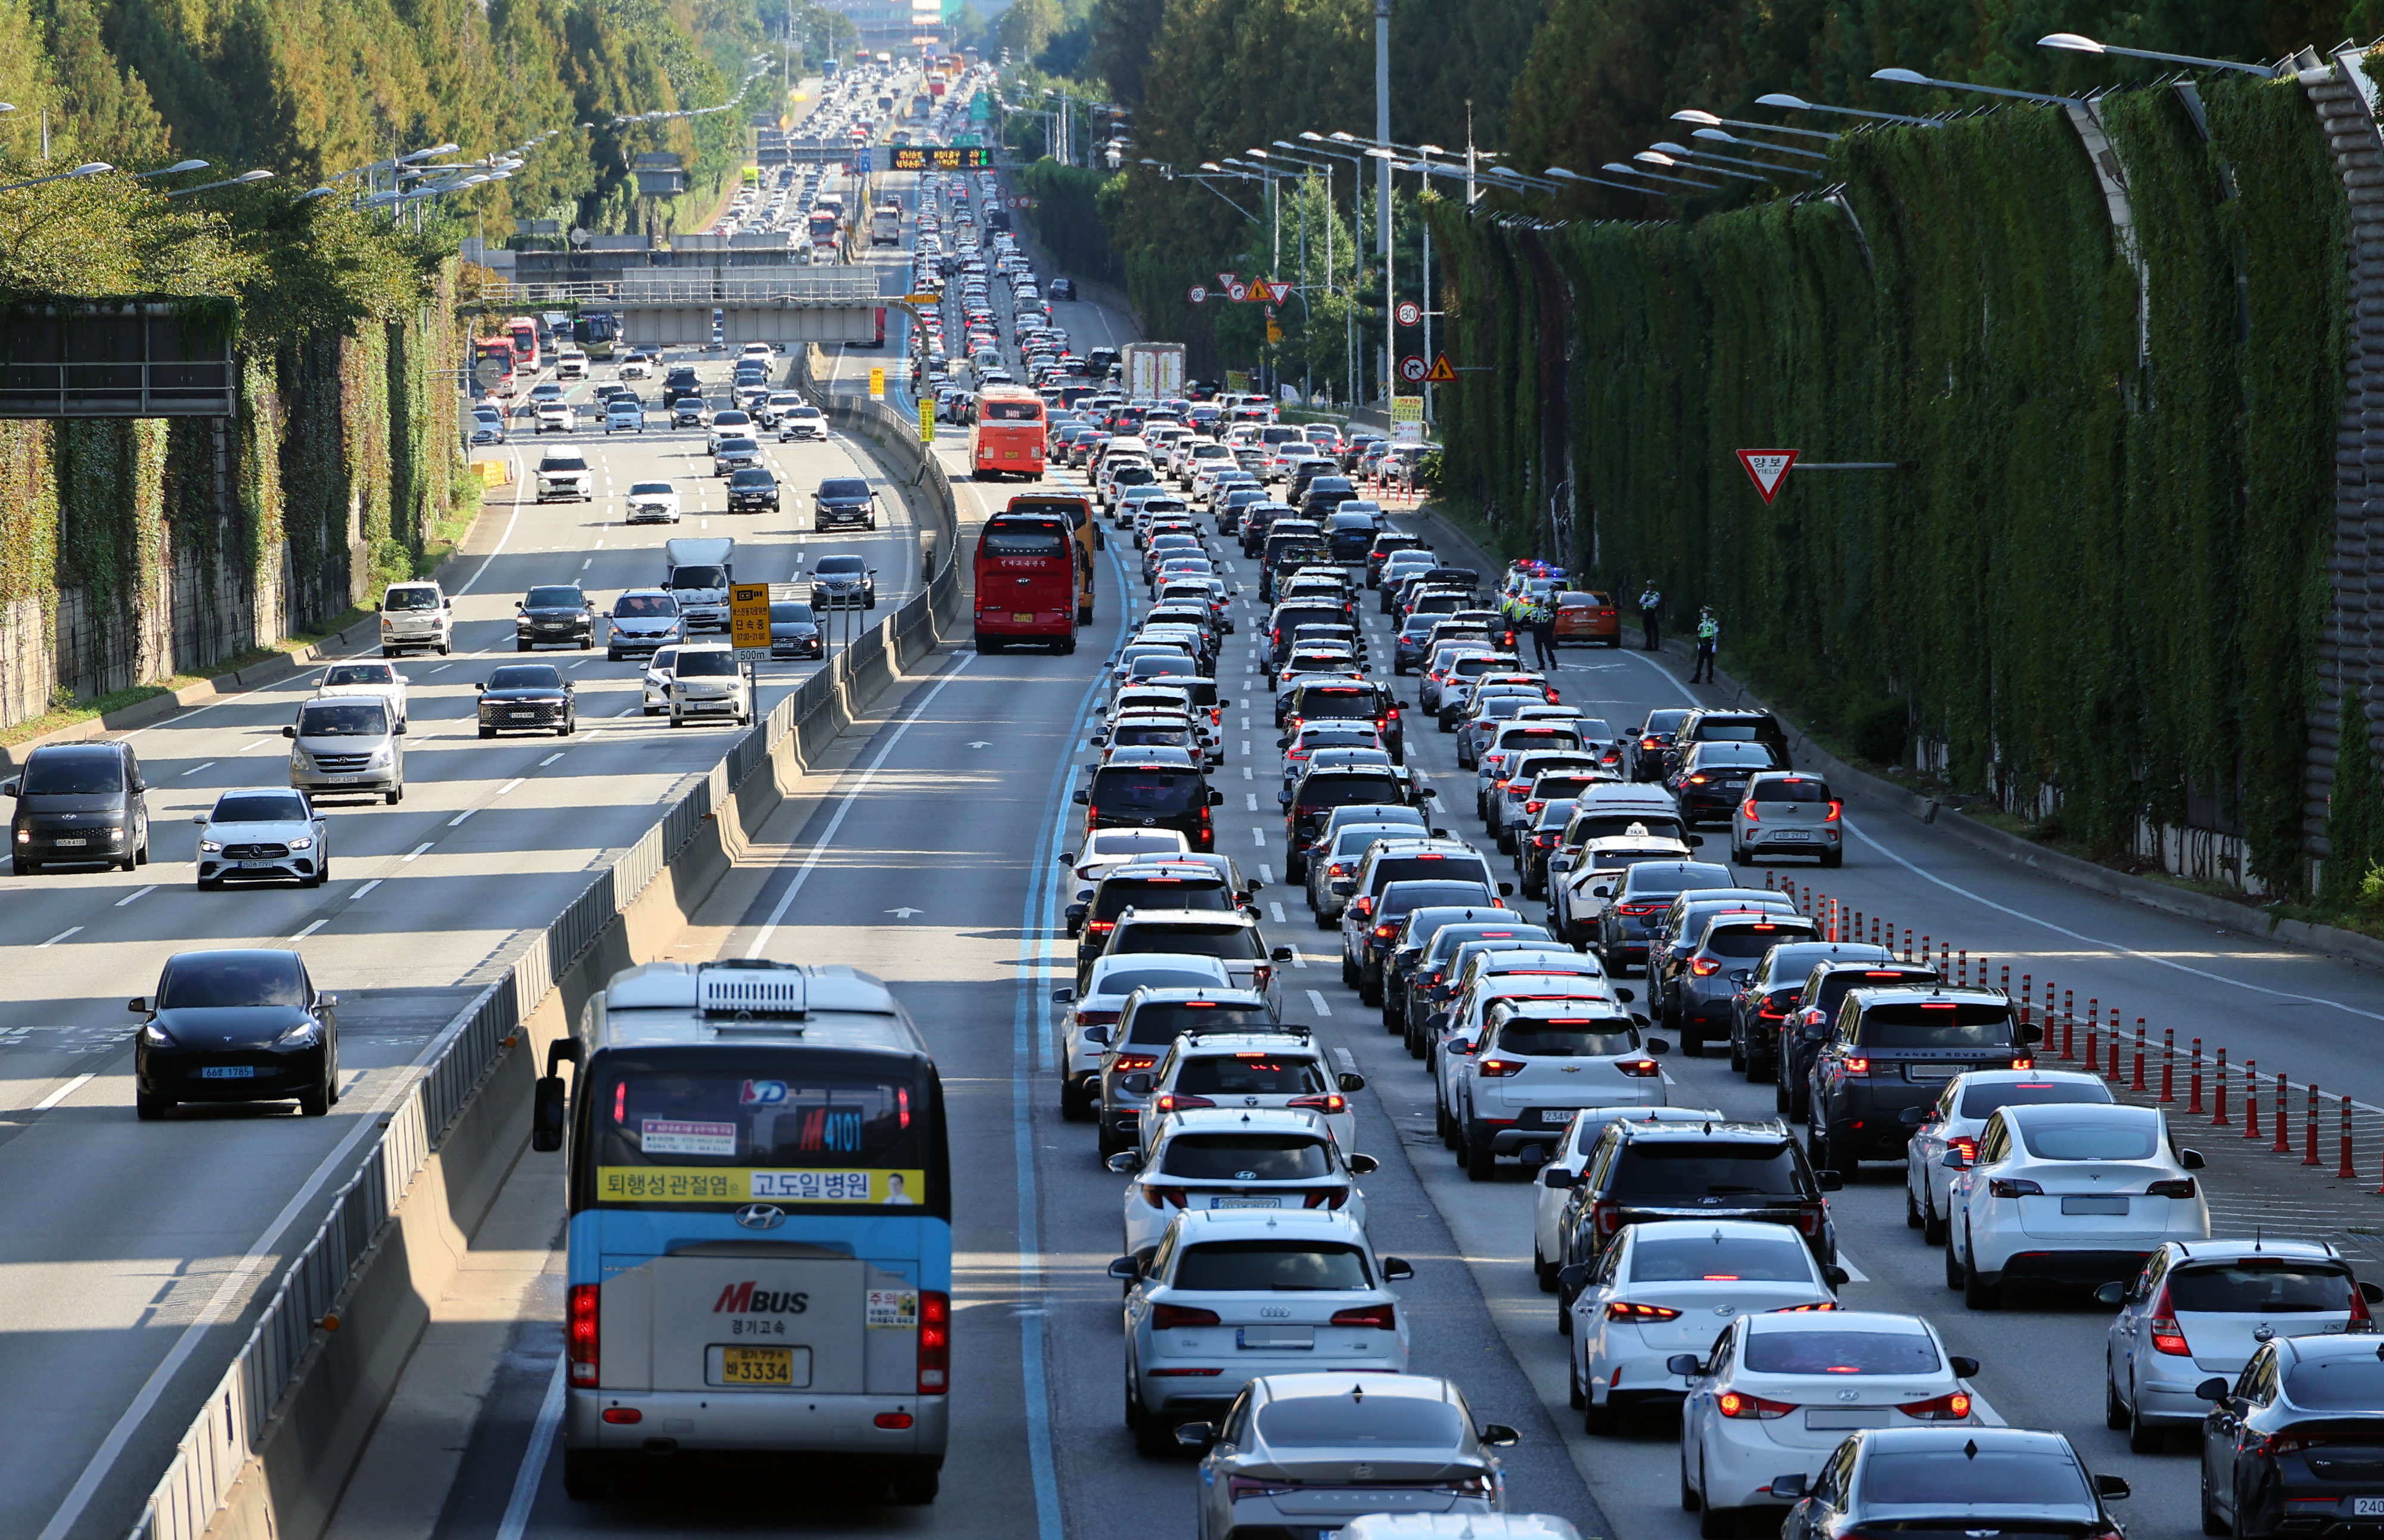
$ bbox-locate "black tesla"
[132,949,340,1119]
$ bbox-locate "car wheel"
[1821,848,1843,868]
[308,856,328,889]
[381,647,396,659]
[1435,1093,1455,1148]
[561,1449,612,1501]
[2128,1381,2167,1454]
[1728,1026,1746,1073]
[1096,1118,1126,1159]
[1922,1185,1948,1244]
[1944,1227,1966,1290]
[607,650,621,662]
[1905,1178,1925,1228]
[298,1072,331,1117]
[2107,1356,2131,1430]
[1568,1350,1585,1409]
[1700,1500,1736,1540]
[135,1089,173,1120]
[1059,1076,1092,1123]
[1774,1069,1793,1117]
[1961,1228,2000,1309]
[478,726,495,740]
[1341,950,1358,988]
[1535,1240,1557,1293]
[1464,1125,1496,1182]
[1731,840,1750,867]
[1680,1448,1703,1513]
[2202,1467,2231,1536]
[517,639,531,652]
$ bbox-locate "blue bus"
[532,960,951,1501]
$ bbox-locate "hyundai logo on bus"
[734,1202,789,1229]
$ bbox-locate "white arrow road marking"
[886,907,923,918]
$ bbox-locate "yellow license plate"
[1013,612,1033,623]
[721,1347,794,1384]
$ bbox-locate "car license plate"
[2355,1499,2384,1517]
[1013,613,1034,623]
[1805,1408,1889,1430]
[1210,1196,1281,1209]
[240,859,280,870]
[2062,1196,2130,1215]
[52,837,87,847]
[328,774,362,784]
[1236,1325,1314,1349]
[713,1345,812,1387]
[1774,830,1811,840]
[512,711,536,720]
[1907,1063,1958,1080]
[200,1066,256,1079]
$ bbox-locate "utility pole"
[1374,0,1391,407]
[1464,99,1476,206]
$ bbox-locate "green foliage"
[1016,159,1125,284]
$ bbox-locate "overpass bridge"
[480,270,889,346]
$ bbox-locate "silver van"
[285,694,405,804]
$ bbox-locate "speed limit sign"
[1398,355,1428,384]
[1395,300,1421,327]
[1188,284,1208,305]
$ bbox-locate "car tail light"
[1988,1178,2045,1198]
[1524,799,1545,815]
[1687,774,1707,785]
[1351,896,1374,918]
[2353,1288,2375,1326]
[1642,737,1661,749]
[1253,962,1274,991]
[1154,1094,1216,1115]
[567,1284,600,1386]
[1759,997,1791,1020]
[1085,803,1099,823]
[917,1290,950,1392]
[2146,1178,2198,1199]
[1796,1203,1826,1237]
[1146,1186,1188,1209]
[1606,1300,1682,1322]
[1840,1056,1869,1074]
[1825,800,1843,821]
[1288,1094,1347,1114]
[1591,1199,1624,1235]
[1616,1057,1662,1078]
[1152,1303,1222,1330]
[1688,957,1721,976]
[1717,1391,1796,1420]
[1897,1390,1973,1421]
[1228,1476,1298,1499]
[2250,1433,2311,1460]
[1373,923,1396,939]
[1331,1303,1397,1328]
[2147,1286,2192,1355]
[1303,1188,1351,1210]
[1771,1300,1840,1312]
[1476,1057,1525,1078]
[1740,799,1759,822]
[1948,1137,1978,1165]
[1073,1010,1120,1030]
[2010,1056,2034,1070]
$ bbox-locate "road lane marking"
[428,662,453,673]
[114,885,156,908]
[495,1357,568,1540]
[38,927,80,947]
[498,778,525,796]
[179,762,215,777]
[31,1073,95,1111]
[539,753,564,766]
[293,919,328,940]
[1306,989,1333,1016]
[1269,902,1287,923]
[448,809,475,827]
[352,879,381,899]
[403,842,432,861]
[1252,828,1265,846]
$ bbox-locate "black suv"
[663,368,703,405]
[1074,756,1224,851]
[1282,764,1428,879]
[1725,941,1894,1081]
[1630,708,1690,781]
[2,739,151,874]
[1065,861,1247,987]
[1775,960,1940,1119]
[1551,1116,1843,1322]
[1806,986,2035,1173]
[1660,911,1821,1054]
[514,584,594,651]
[727,467,780,513]
[1665,707,1792,780]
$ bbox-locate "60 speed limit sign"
[1398,355,1429,384]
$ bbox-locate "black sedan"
[814,474,880,530]
[769,600,824,659]
[2201,1332,2384,1537]
[515,585,594,651]
[727,467,780,513]
[131,949,340,1119]
[476,663,575,738]
[1778,1427,2127,1540]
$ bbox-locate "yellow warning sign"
[1265,316,1284,345]
[730,583,772,650]
[918,398,936,443]
[868,365,886,400]
[1423,352,1458,384]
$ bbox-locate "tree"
[998,0,1063,60]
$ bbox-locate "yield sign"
[1264,280,1292,305]
[1216,272,1239,289]
[1423,352,1457,384]
[1737,448,1798,504]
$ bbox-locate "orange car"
[1553,590,1621,647]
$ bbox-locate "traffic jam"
[945,229,2384,1540]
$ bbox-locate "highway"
[0,341,928,1540]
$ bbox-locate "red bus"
[473,337,519,396]
[974,511,1079,654]
[504,316,541,373]
[971,384,1047,481]
[1005,492,1098,623]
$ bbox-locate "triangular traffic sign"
[1736,448,1798,504]
[1216,272,1239,289]
[1265,280,1292,305]
[1423,352,1457,384]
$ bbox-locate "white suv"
[663,645,753,728]
[378,581,452,657]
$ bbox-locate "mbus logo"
[713,1281,811,1314]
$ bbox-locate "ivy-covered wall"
[0,265,466,729]
[1426,74,2348,897]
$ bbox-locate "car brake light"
[1303,1188,1351,1210]
[1825,800,1843,821]
[1687,775,1707,785]
[1154,1094,1216,1114]
[1146,1185,1188,1209]
[1771,1300,1840,1312]
[1688,957,1721,976]
[917,1290,950,1392]
[1616,1058,1662,1078]
[1331,1303,1396,1328]
[1350,896,1373,917]
[1288,1094,1347,1114]
[1718,1390,1796,1420]
[1606,1300,1683,1321]
[1152,1303,1221,1329]
[1476,1057,1525,1078]
[1525,800,1544,814]
[1897,1390,1973,1421]
[2146,1285,2192,1354]
[1374,923,1396,939]
[1115,1054,1158,1072]
[1948,1137,1978,1164]
[1591,1199,1623,1234]
[1840,1056,1869,1073]
[2146,1177,2198,1199]
[568,1283,600,1385]
[1796,1203,1826,1237]
[1988,1177,2045,1198]
[1740,799,1759,822]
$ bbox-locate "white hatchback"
[1109,1106,1374,1256]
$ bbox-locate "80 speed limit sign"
[1188,284,1208,305]
[1395,300,1421,327]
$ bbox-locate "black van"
[1281,763,1428,878]
[2,740,151,874]
[1073,755,1224,851]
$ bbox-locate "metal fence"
[128,412,964,1540]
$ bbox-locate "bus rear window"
[592,1066,934,1207]
[983,524,1070,557]
[983,400,1042,420]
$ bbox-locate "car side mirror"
[1121,1073,1153,1095]
[1349,1154,1379,1175]
[530,1075,569,1153]
[2180,1148,2206,1170]
[2024,1022,2044,1044]
[191,812,209,825]
[1104,1148,1141,1173]
[283,725,297,739]
[1814,1170,1843,1191]
[1174,1423,1215,1448]
[1899,1106,1927,1126]
[1051,987,1076,1004]
[1083,1025,1112,1047]
[2093,1281,2127,1307]
[0,777,15,797]
[2095,1476,2131,1502]
[1426,1011,1451,1035]
[1767,1475,1806,1501]
[1687,834,1704,847]
[1477,1424,1519,1448]
[1381,1257,1414,1281]
[1497,881,1514,896]
[1823,1264,1851,1288]
[1417,787,1438,799]
[1948,1354,1982,1379]
[2197,1377,2231,1402]
[1064,902,1088,927]
[1943,1147,1974,1169]
[1614,988,1635,1004]
[1277,791,1293,806]
[1337,1071,1365,1092]
[1071,789,1089,805]
[1218,698,1232,708]
[1550,856,1575,875]
[1542,1166,1574,1189]
[1272,946,1295,962]
[2363,1283,2384,1305]
[1666,1353,1705,1378]
[1644,1038,1669,1055]
[1106,1254,1141,1279]
[126,997,148,1014]
[1210,789,1225,806]
[393,721,407,735]
[1246,879,1265,894]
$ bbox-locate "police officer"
[1691,605,1720,684]
[1638,582,1662,651]
[1528,594,1558,668]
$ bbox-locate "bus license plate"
[718,1346,806,1386]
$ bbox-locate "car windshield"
[676,651,738,678]
[159,953,307,1009]
[297,702,388,735]
[671,567,726,589]
[540,457,588,472]
[818,478,871,499]
[1116,923,1263,961]
[1612,1141,1803,1199]
[322,665,393,687]
[614,594,677,617]
[212,793,308,823]
[2169,1260,2358,1314]
[732,470,774,486]
[1858,1446,2090,1508]
[1958,1080,2112,1118]
[384,588,439,611]
[1858,1002,2016,1048]
[816,556,867,575]
[1496,1017,1638,1057]
[1162,1135,1331,1180]
[1753,776,1830,803]
[1632,1231,1816,1283]
[1123,1002,1275,1044]
[2016,1115,2157,1161]
[769,603,815,622]
[1746,1329,1941,1376]
[1176,1241,1373,1293]
[1255,1395,1463,1448]
[489,666,562,690]
[1174,1053,1326,1095]
[526,587,582,608]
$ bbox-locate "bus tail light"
[917,1290,950,1393]
[568,1284,600,1386]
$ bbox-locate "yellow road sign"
[1424,352,1458,384]
[868,365,886,400]
[918,398,935,443]
[730,582,772,650]
[901,292,942,305]
[1265,316,1283,344]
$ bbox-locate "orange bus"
[971,384,1047,480]
[504,315,541,373]
[1005,491,1100,624]
[473,337,519,397]
[974,510,1079,653]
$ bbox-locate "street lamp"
[1670,108,1836,143]
[1871,66,2084,110]
[1635,149,1760,184]
[2038,32,2277,77]
[1755,91,1940,128]
[0,162,112,192]
[1690,127,1829,162]
[165,169,274,198]
[1651,139,1820,180]
[1601,161,1724,191]
[1546,163,1694,196]
[134,159,211,180]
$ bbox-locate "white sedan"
[624,481,681,524]
[1568,1219,1845,1432]
[1679,1311,1981,1532]
[1900,1069,2112,1243]
[313,660,408,726]
[1942,1101,2209,1309]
